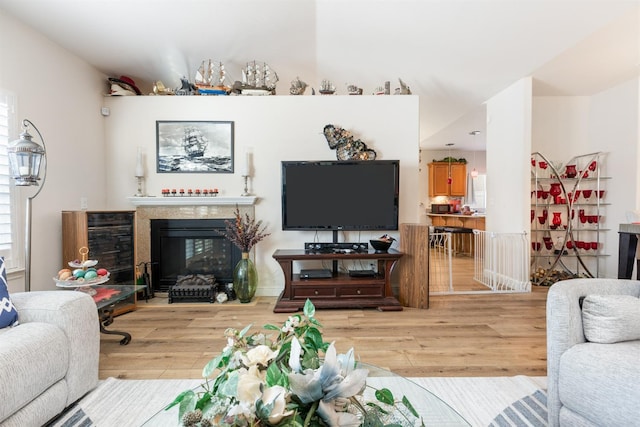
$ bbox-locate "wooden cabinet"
[428,162,466,196]
[62,210,137,315]
[272,249,403,313]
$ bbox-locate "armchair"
[546,278,640,426]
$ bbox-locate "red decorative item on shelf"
[532,242,541,251]
[539,161,548,169]
[549,182,562,197]
[589,161,597,171]
[565,164,577,178]
[552,212,562,228]
[582,189,592,199]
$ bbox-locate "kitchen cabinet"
[530,152,608,286]
[428,162,466,197]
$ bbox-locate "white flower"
[236,365,263,408]
[241,345,277,367]
[288,342,368,404]
[260,385,294,424]
[289,336,303,373]
[317,399,361,427]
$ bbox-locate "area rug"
[49,376,547,427]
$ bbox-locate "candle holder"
[134,175,145,197]
[241,175,251,197]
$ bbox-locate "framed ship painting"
[156,121,234,173]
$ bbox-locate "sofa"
[546,278,640,426]
[0,291,100,426]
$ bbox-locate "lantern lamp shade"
[8,128,45,186]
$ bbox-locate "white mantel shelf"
[127,196,258,207]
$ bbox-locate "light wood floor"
[99,268,549,380]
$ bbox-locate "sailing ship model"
[195,59,230,95]
[239,61,279,95]
[182,127,208,158]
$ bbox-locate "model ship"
[319,79,336,95]
[195,59,230,95]
[238,61,279,95]
[182,127,208,158]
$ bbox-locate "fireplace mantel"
[128,196,258,207]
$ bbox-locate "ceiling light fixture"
[446,143,454,184]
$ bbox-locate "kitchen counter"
[427,213,485,230]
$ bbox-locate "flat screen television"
[281,160,399,231]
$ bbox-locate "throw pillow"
[582,294,640,343]
[0,256,19,328]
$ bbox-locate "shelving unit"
[62,210,137,314]
[530,152,609,286]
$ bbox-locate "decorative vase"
[233,252,257,303]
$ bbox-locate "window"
[0,90,19,269]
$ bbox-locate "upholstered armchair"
[546,278,640,426]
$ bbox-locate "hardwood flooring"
[99,280,549,380]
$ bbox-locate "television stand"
[272,249,404,313]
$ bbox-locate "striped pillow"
[0,257,19,328]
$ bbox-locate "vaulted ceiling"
[1,0,638,150]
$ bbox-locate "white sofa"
[546,278,640,426]
[0,291,100,426]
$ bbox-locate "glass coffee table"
[142,362,470,425]
[77,283,148,345]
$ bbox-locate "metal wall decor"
[323,124,377,161]
[156,121,234,173]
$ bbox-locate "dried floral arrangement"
[219,206,270,253]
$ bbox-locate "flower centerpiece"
[219,206,270,303]
[168,300,423,426]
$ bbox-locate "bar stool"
[442,226,474,256]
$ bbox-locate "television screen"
[281,160,399,231]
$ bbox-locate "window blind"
[0,91,16,265]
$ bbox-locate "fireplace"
[150,219,242,294]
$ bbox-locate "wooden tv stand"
[272,249,403,313]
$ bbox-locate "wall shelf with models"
[530,152,609,286]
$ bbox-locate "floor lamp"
[8,119,47,292]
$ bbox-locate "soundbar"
[305,242,369,253]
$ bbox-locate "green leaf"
[239,323,253,338]
[177,390,197,422]
[202,353,226,378]
[219,370,239,397]
[265,360,284,387]
[402,395,419,418]
[263,323,281,331]
[375,388,394,405]
[304,327,324,351]
[303,299,315,319]
[164,389,191,410]
[195,391,213,411]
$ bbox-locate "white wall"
[103,95,420,296]
[0,10,106,293]
[587,78,639,277]
[485,77,533,234]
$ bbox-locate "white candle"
[135,148,144,177]
[239,150,250,176]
